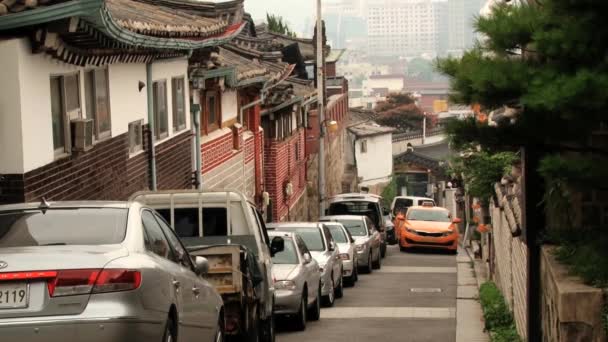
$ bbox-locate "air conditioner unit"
[71,118,94,151]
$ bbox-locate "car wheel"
[400,244,408,252]
[335,273,344,299]
[260,312,275,342]
[353,263,359,282]
[246,305,259,342]
[381,243,387,258]
[361,251,373,274]
[293,293,307,331]
[322,275,335,307]
[215,318,225,342]
[307,284,321,321]
[372,250,382,269]
[162,316,176,342]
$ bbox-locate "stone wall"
[490,201,529,340]
[540,246,606,342]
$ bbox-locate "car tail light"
[47,269,141,297]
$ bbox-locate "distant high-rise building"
[366,0,448,57]
[447,0,486,54]
[323,0,368,50]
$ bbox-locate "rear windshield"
[0,208,128,247]
[407,209,450,222]
[328,201,380,226]
[336,219,368,237]
[328,225,348,243]
[157,208,228,238]
[271,238,298,265]
[281,227,325,252]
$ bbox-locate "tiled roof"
[218,47,267,81]
[348,122,395,138]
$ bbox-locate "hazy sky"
[244,0,315,34]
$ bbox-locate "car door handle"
[172,280,181,288]
[192,287,201,295]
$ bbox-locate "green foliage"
[266,14,296,37]
[549,231,608,288]
[449,149,517,201]
[381,177,398,209]
[479,282,522,342]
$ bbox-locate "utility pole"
[316,0,326,217]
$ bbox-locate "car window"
[407,209,451,222]
[295,235,311,256]
[285,227,326,251]
[338,219,368,237]
[271,237,298,264]
[393,198,414,215]
[252,206,271,246]
[0,208,128,247]
[327,201,381,228]
[365,217,376,233]
[154,212,194,270]
[322,225,335,246]
[328,224,348,243]
[156,208,228,238]
[142,210,174,261]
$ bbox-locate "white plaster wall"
[356,133,393,185]
[108,63,147,137]
[221,89,238,122]
[0,39,24,174]
[151,58,191,144]
[363,77,405,94]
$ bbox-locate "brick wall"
[0,127,193,205]
[490,201,529,340]
[264,129,307,222]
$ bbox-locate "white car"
[268,231,321,331]
[391,196,436,216]
[324,222,358,286]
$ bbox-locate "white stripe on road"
[376,266,457,273]
[320,307,456,319]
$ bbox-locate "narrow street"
[277,246,457,342]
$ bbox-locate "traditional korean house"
[0,0,244,204]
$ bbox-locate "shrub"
[479,282,522,342]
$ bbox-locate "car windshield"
[283,227,325,251]
[337,219,368,237]
[271,238,298,264]
[0,208,128,247]
[328,201,380,227]
[407,209,451,222]
[328,225,348,243]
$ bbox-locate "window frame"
[153,212,195,271]
[141,209,175,262]
[85,68,112,141]
[203,89,222,134]
[153,80,169,140]
[50,73,81,157]
[360,139,368,153]
[171,77,187,133]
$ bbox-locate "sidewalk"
[455,246,490,342]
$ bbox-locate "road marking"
[320,306,456,319]
[411,288,443,293]
[376,266,457,273]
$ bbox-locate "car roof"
[0,201,130,211]
[320,215,366,221]
[408,206,448,212]
[268,231,297,239]
[393,196,434,201]
[328,193,381,203]
[266,222,321,229]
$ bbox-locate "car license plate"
[0,283,29,309]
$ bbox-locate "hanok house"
[0,0,243,204]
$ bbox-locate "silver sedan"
[269,231,321,331]
[321,215,382,273]
[324,222,358,286]
[0,201,223,342]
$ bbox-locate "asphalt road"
[276,245,457,342]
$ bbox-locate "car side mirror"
[453,217,462,224]
[270,236,285,257]
[194,256,209,276]
[303,253,312,264]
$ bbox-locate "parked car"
[326,193,389,258]
[384,214,397,245]
[267,222,343,307]
[132,190,283,342]
[268,231,321,330]
[397,205,460,254]
[320,215,382,273]
[323,222,358,286]
[391,196,436,217]
[0,201,223,342]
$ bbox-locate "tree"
[374,93,430,131]
[266,14,296,38]
[437,0,608,217]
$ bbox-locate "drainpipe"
[146,62,157,191]
[192,99,202,190]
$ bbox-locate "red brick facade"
[264,129,307,221]
[0,127,193,205]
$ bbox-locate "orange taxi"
[395,204,460,253]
